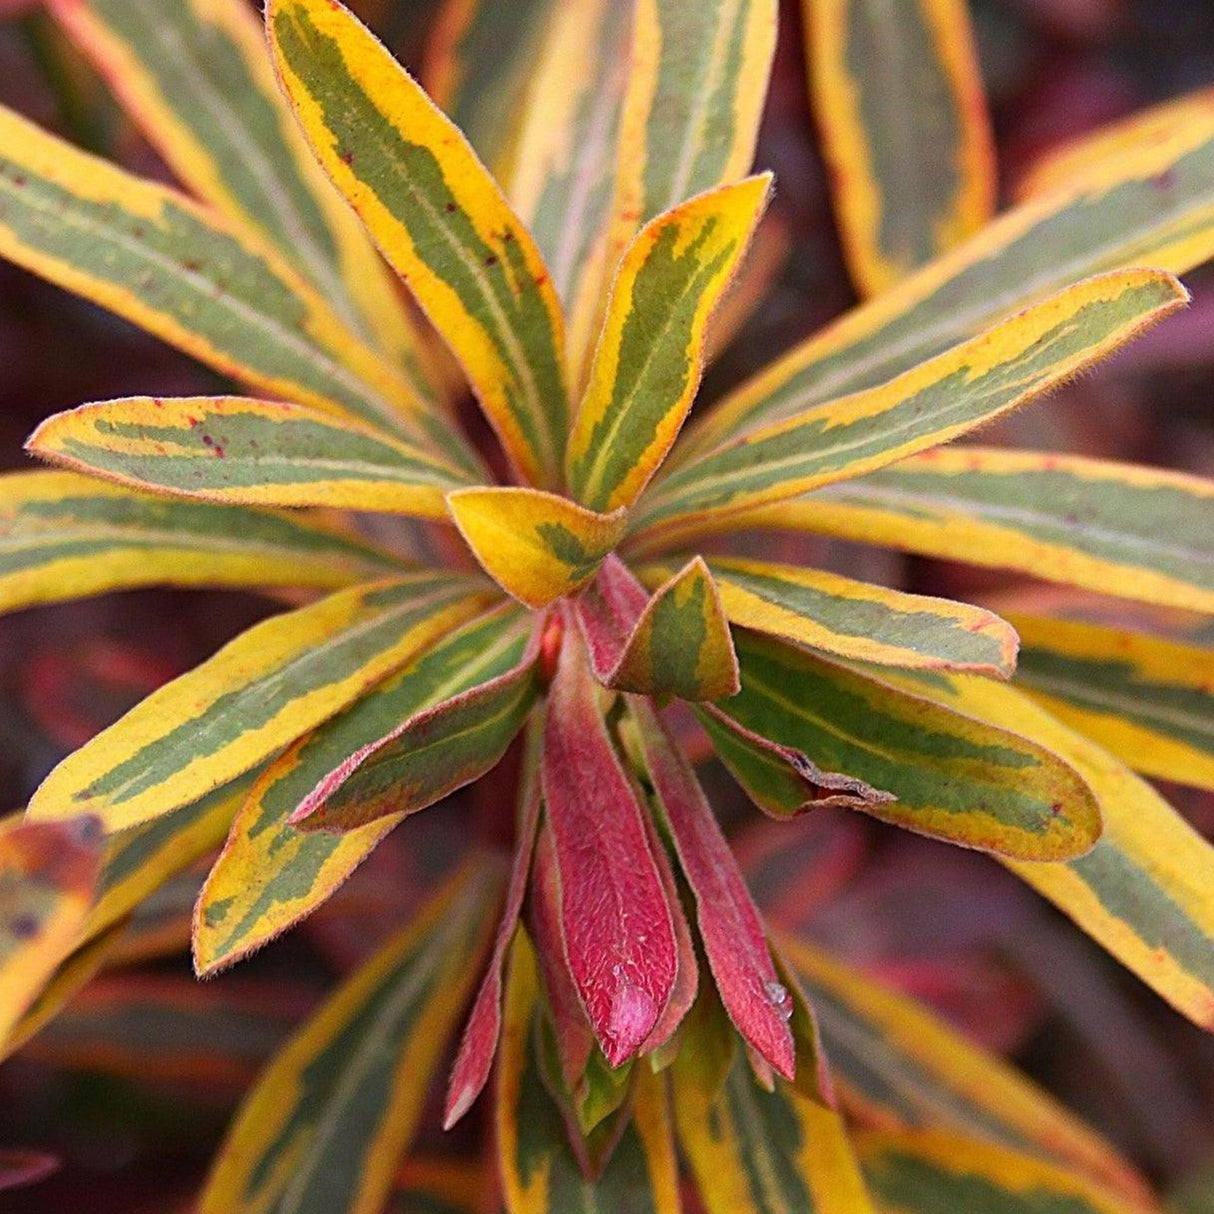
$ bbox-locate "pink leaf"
[573,554,648,682]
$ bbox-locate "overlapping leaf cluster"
[0,0,1213,1210]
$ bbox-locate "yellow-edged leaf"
[0,815,102,1044]
[567,175,771,513]
[732,448,1214,613]
[804,0,995,295]
[29,396,474,518]
[447,487,625,608]
[780,934,1152,1203]
[47,0,437,391]
[635,270,1187,542]
[856,1129,1154,1214]
[267,0,570,489]
[0,103,426,440]
[0,470,402,614]
[1008,615,1214,794]
[674,1051,874,1213]
[199,862,501,1214]
[27,574,495,832]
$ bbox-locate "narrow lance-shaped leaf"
[193,605,527,976]
[898,670,1214,1030]
[29,396,474,520]
[674,1052,874,1214]
[268,0,570,488]
[567,176,771,513]
[683,556,1019,676]
[541,620,679,1065]
[0,815,103,1043]
[199,863,502,1214]
[780,934,1151,1202]
[631,699,795,1079]
[0,1152,58,1194]
[496,932,683,1214]
[635,269,1187,540]
[714,630,1101,860]
[680,97,1214,456]
[804,0,995,296]
[856,1130,1150,1214]
[0,103,425,440]
[733,448,1214,614]
[28,574,495,832]
[47,0,436,388]
[1007,614,1214,793]
[448,487,626,608]
[0,470,403,615]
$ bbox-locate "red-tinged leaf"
[541,618,678,1066]
[631,699,795,1081]
[574,554,650,681]
[444,716,543,1129]
[0,1150,59,1193]
[528,820,596,1091]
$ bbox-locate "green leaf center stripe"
[271,6,567,478]
[0,156,401,432]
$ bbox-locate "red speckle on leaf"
[484,254,498,267]
[200,434,213,446]
[187,416,199,427]
[213,446,226,459]
[339,149,354,167]
[444,202,457,213]
[1153,168,1176,191]
[1051,802,1063,817]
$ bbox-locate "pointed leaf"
[29,396,474,518]
[856,1130,1152,1214]
[674,1052,874,1214]
[696,556,1019,675]
[199,863,501,1214]
[541,624,678,1065]
[631,700,794,1078]
[804,0,995,295]
[567,176,771,512]
[448,487,626,608]
[1008,615,1214,793]
[0,103,424,438]
[682,101,1214,455]
[193,605,526,975]
[496,932,682,1214]
[716,630,1101,860]
[0,815,102,1043]
[745,448,1214,613]
[781,934,1151,1202]
[28,574,494,831]
[0,470,401,614]
[48,0,434,385]
[268,0,570,488]
[636,270,1187,539]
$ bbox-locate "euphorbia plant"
[1,0,1213,1209]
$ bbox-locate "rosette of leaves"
[0,0,1212,1210]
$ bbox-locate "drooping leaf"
[680,103,1214,455]
[740,448,1214,614]
[0,1151,59,1193]
[781,934,1152,1203]
[448,487,626,608]
[635,270,1187,540]
[28,574,495,831]
[47,0,435,387]
[803,0,995,295]
[0,815,103,1043]
[541,622,679,1065]
[0,103,423,438]
[856,1129,1152,1214]
[193,605,526,975]
[199,863,501,1214]
[567,175,771,513]
[1006,615,1214,792]
[674,1052,874,1213]
[496,932,683,1214]
[268,0,570,488]
[28,396,475,518]
[631,699,794,1078]
[686,556,1018,675]
[712,630,1101,859]
[0,470,401,614]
